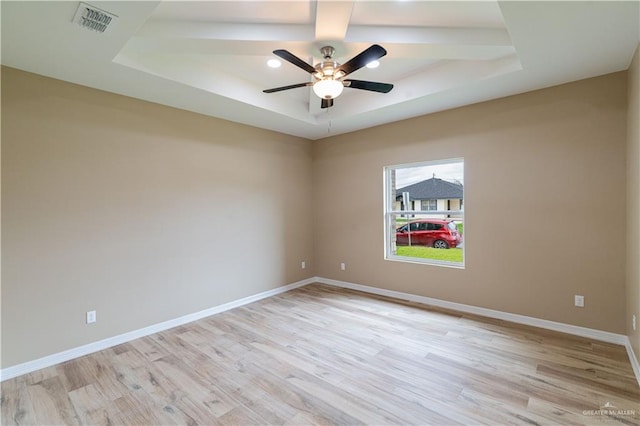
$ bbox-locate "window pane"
[386,159,464,267]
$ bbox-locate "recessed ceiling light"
[267,59,282,68]
[366,60,380,69]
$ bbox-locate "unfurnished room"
[1,1,640,425]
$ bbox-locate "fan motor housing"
[314,61,342,80]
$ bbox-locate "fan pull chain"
[327,107,332,134]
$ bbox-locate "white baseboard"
[4,276,639,388]
[626,342,640,387]
[315,276,640,387]
[0,277,315,382]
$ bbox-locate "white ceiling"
[2,1,639,140]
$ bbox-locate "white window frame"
[383,158,465,268]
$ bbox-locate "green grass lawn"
[396,245,463,263]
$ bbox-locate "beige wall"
[627,43,640,359]
[314,72,628,333]
[1,65,634,370]
[1,67,314,368]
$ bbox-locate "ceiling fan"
[263,44,394,109]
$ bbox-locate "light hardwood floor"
[2,284,639,425]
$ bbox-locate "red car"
[396,219,462,249]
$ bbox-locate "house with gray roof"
[395,177,463,214]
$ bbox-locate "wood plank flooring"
[2,283,639,425]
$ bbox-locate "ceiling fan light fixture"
[313,79,344,99]
[263,44,392,108]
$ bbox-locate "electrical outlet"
[633,314,637,331]
[340,262,346,271]
[301,261,306,269]
[86,310,96,324]
[574,295,584,308]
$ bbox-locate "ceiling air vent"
[72,2,117,33]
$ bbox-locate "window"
[421,199,437,211]
[384,159,464,267]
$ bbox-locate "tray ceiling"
[2,1,639,140]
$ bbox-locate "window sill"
[385,254,465,269]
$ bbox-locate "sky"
[395,161,464,189]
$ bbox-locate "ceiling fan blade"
[321,98,334,108]
[263,82,312,93]
[273,49,317,74]
[344,79,394,93]
[337,44,387,77]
